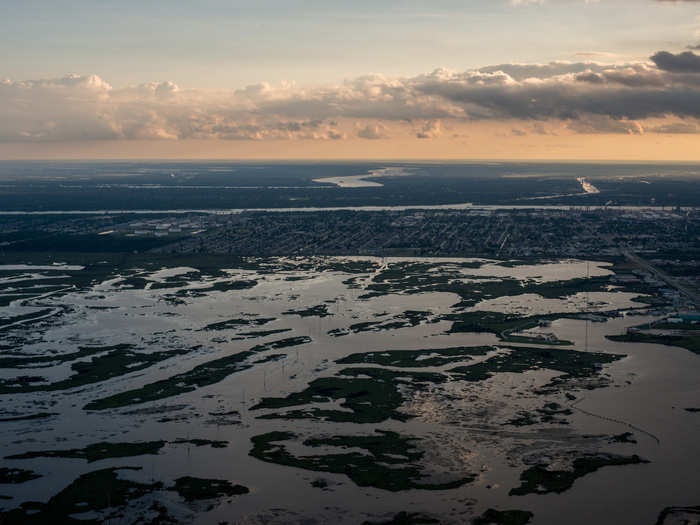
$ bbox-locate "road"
[623,249,700,308]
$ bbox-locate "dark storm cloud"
[411,64,700,121]
[651,51,700,73]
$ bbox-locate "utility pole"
[585,260,590,352]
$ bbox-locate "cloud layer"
[2,50,700,142]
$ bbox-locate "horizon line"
[1,158,700,165]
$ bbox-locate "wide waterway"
[0,204,696,215]
[0,256,698,524]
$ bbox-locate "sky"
[1,0,700,160]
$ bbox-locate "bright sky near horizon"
[2,0,700,160]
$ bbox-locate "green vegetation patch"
[607,332,700,355]
[238,328,292,338]
[0,343,134,369]
[283,304,331,317]
[329,311,435,337]
[6,439,227,464]
[536,402,573,423]
[609,432,637,443]
[361,261,614,308]
[174,279,258,297]
[500,334,573,346]
[0,468,41,484]
[5,441,166,463]
[206,410,241,426]
[655,505,700,525]
[321,259,382,273]
[201,317,276,331]
[362,511,440,524]
[0,309,55,331]
[171,439,228,449]
[0,412,57,423]
[252,367,445,423]
[647,320,700,330]
[448,311,581,339]
[0,347,190,395]
[249,430,474,492]
[0,467,162,525]
[448,345,624,393]
[85,336,311,410]
[473,509,534,525]
[509,454,648,496]
[170,476,248,502]
[249,336,312,352]
[255,345,619,423]
[310,478,328,489]
[84,351,254,410]
[507,402,572,427]
[337,346,493,368]
[254,353,286,364]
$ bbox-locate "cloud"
[416,120,442,139]
[356,123,387,139]
[413,66,700,122]
[651,50,700,73]
[575,64,667,87]
[567,115,644,134]
[532,122,557,135]
[3,52,700,142]
[326,129,346,140]
[0,74,117,141]
[648,121,700,133]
